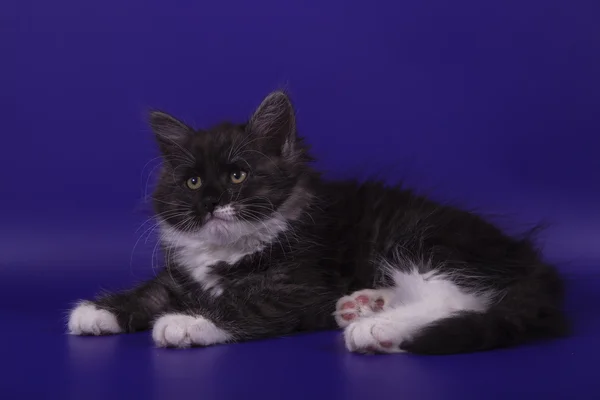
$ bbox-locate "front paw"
[151,314,232,348]
[67,301,122,335]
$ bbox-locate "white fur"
[212,204,237,221]
[152,313,232,348]
[160,206,289,297]
[67,302,122,335]
[343,268,493,353]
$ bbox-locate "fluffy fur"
[67,91,568,354]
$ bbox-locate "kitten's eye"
[230,170,247,184]
[186,176,202,190]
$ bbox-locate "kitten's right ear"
[247,91,298,157]
[149,111,191,155]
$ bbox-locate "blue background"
[2,0,599,398]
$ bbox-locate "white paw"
[67,301,122,335]
[333,289,395,328]
[151,313,232,348]
[344,315,406,354]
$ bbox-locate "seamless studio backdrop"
[2,0,599,399]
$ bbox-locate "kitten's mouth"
[209,214,234,222]
[205,207,237,223]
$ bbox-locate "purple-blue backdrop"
[2,0,599,399]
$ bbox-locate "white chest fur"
[160,216,288,296]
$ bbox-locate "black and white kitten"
[67,91,568,354]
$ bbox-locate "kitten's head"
[151,91,314,245]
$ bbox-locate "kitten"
[67,91,568,354]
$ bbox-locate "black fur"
[74,91,568,354]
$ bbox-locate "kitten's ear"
[149,111,192,155]
[247,91,297,157]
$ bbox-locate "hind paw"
[343,315,405,354]
[334,289,395,328]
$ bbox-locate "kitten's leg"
[68,271,173,335]
[343,269,491,354]
[334,288,396,328]
[150,282,339,348]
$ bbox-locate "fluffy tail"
[400,265,569,355]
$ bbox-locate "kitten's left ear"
[247,91,297,157]
[149,110,192,155]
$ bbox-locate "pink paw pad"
[354,292,386,312]
[355,339,398,354]
[340,301,357,321]
[334,289,391,328]
[342,313,356,321]
[374,298,385,309]
[341,301,355,310]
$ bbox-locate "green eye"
[230,170,247,184]
[186,176,202,190]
